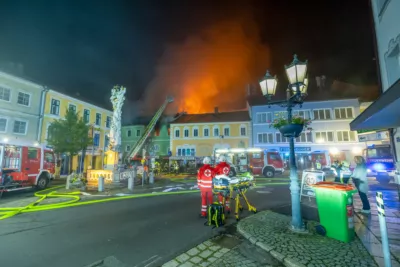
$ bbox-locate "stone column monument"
[104,85,126,184]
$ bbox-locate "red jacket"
[215,162,231,176]
[197,164,215,190]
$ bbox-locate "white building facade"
[250,98,366,168]
[350,0,400,169]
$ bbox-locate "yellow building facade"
[170,110,251,158]
[40,89,113,173]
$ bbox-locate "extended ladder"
[125,96,174,162]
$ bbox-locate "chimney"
[214,107,219,114]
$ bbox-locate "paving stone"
[178,262,193,267]
[176,253,190,263]
[203,240,214,246]
[190,256,202,264]
[162,260,179,267]
[213,252,224,258]
[199,250,213,259]
[220,248,230,254]
[200,262,210,267]
[186,248,199,256]
[207,257,217,263]
[197,243,207,250]
[209,245,220,251]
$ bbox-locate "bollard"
[142,171,146,187]
[128,176,134,191]
[149,171,154,184]
[98,176,104,192]
[66,174,71,190]
[376,192,392,267]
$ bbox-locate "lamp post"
[259,54,308,231]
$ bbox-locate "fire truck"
[309,150,332,171]
[363,144,395,184]
[0,140,55,193]
[215,148,284,178]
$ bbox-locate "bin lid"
[310,181,357,192]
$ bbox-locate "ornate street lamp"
[259,54,308,232]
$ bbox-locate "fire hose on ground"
[0,185,199,221]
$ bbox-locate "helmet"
[341,160,349,168]
[203,157,211,165]
[218,155,226,162]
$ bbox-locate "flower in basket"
[270,116,312,130]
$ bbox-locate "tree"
[47,109,93,174]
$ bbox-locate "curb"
[237,217,307,267]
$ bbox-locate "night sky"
[0,0,376,120]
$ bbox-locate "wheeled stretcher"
[212,173,257,221]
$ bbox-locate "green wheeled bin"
[311,182,358,243]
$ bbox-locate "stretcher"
[212,173,257,221]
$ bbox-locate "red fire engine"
[0,140,55,193]
[215,148,284,178]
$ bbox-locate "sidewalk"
[353,188,400,267]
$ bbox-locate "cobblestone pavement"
[162,234,282,267]
[353,187,400,267]
[238,211,378,267]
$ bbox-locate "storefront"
[169,156,197,173]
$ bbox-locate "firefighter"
[197,157,215,218]
[215,155,231,213]
[340,160,351,184]
[332,160,343,183]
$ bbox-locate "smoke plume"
[142,14,270,114]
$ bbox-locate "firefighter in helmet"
[197,157,215,218]
[215,155,231,213]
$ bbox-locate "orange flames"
[143,14,271,114]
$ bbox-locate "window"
[334,108,353,119]
[69,104,76,113]
[126,145,131,152]
[313,109,331,120]
[50,99,60,115]
[177,149,182,156]
[136,129,141,137]
[315,131,334,142]
[13,120,27,134]
[252,153,261,159]
[275,133,288,143]
[274,111,287,119]
[336,131,357,142]
[213,127,219,137]
[27,148,38,159]
[0,87,11,101]
[184,128,189,137]
[106,116,111,128]
[17,92,30,106]
[104,135,109,148]
[295,132,313,143]
[193,128,199,137]
[293,110,311,119]
[175,129,180,138]
[44,152,54,163]
[256,112,272,123]
[204,128,209,137]
[83,109,90,123]
[127,130,132,137]
[95,113,101,126]
[240,126,246,136]
[93,133,100,147]
[223,127,230,136]
[257,133,274,143]
[0,118,7,132]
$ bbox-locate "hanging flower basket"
[279,124,304,138]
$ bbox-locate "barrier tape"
[376,191,385,217]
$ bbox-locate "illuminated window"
[257,133,273,143]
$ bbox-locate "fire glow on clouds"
[143,15,271,114]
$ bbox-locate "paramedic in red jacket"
[215,155,231,213]
[197,157,215,218]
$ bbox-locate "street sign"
[358,131,389,142]
[357,128,381,134]
[300,170,325,199]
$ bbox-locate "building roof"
[171,110,250,124]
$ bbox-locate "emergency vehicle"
[363,144,395,184]
[215,148,284,178]
[0,140,55,193]
[309,150,332,171]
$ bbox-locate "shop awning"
[350,78,400,130]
